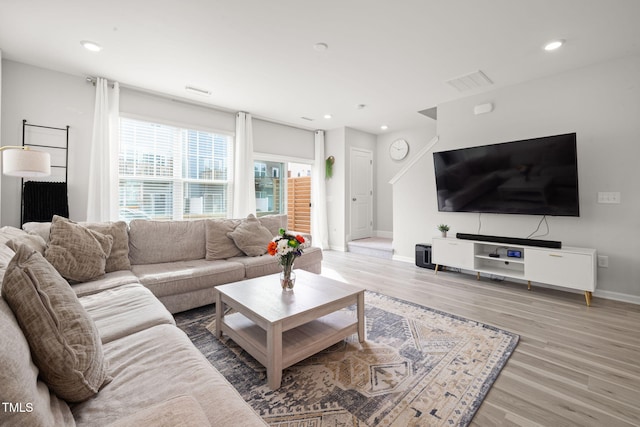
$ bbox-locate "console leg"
[527,281,531,291]
[584,291,592,307]
[476,272,480,281]
[435,264,439,275]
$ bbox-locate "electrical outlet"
[597,255,609,268]
[597,192,621,204]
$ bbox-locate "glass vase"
[280,265,296,291]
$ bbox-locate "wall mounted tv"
[433,133,579,216]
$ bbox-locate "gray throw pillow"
[45,215,113,282]
[226,214,274,257]
[2,245,111,403]
[83,221,131,272]
[205,218,243,260]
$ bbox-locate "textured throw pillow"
[6,234,47,255]
[226,214,274,257]
[83,221,131,272]
[258,214,287,236]
[205,218,243,260]
[2,245,111,403]
[45,216,113,282]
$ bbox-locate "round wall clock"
[389,138,409,160]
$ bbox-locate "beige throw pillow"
[2,245,111,403]
[83,221,131,272]
[205,218,243,260]
[45,216,113,282]
[6,234,47,255]
[226,214,273,257]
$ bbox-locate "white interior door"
[350,148,373,240]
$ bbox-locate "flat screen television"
[433,133,579,216]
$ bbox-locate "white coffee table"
[215,270,365,390]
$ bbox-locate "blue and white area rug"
[175,291,519,426]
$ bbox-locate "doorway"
[349,148,373,241]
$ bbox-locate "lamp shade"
[2,148,51,177]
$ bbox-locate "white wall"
[0,60,321,228]
[253,119,314,160]
[1,60,95,227]
[325,128,346,250]
[376,124,436,237]
[393,54,640,301]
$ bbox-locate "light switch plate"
[597,192,621,204]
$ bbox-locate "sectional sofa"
[0,214,322,426]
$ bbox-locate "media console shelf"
[431,237,597,306]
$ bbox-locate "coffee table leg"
[357,291,365,343]
[215,290,223,339]
[266,321,283,390]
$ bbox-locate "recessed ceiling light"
[544,40,564,51]
[80,40,102,52]
[380,125,389,130]
[323,114,332,119]
[313,42,328,52]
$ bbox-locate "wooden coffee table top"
[216,270,365,324]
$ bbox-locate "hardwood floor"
[320,250,640,427]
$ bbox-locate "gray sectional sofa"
[0,214,323,426]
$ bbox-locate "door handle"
[352,198,357,201]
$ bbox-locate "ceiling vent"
[446,70,493,92]
[300,117,314,121]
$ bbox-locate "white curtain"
[231,112,256,218]
[312,130,329,249]
[86,78,120,222]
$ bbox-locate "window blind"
[118,117,233,221]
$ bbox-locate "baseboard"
[392,254,414,263]
[329,244,347,252]
[594,289,640,305]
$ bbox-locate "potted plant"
[437,224,450,237]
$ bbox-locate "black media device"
[415,244,435,269]
[433,133,579,217]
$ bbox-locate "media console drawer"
[431,238,474,270]
[525,248,596,292]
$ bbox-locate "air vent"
[300,117,314,121]
[446,70,493,92]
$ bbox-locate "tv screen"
[433,133,579,216]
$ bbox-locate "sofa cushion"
[71,324,267,426]
[258,214,287,236]
[205,218,243,260]
[83,221,131,272]
[105,395,212,427]
[0,297,75,426]
[2,245,111,402]
[22,221,52,242]
[45,215,114,282]
[129,219,206,265]
[0,244,15,284]
[227,214,273,257]
[0,225,27,246]
[80,283,175,344]
[132,259,245,298]
[71,269,141,298]
[229,246,324,279]
[6,233,47,255]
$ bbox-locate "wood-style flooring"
[320,250,640,427]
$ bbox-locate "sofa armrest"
[105,395,211,427]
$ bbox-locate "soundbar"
[456,233,562,249]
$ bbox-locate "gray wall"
[392,54,640,302]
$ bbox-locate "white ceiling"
[1,0,639,135]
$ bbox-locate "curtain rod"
[85,76,115,88]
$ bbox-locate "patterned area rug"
[175,291,518,426]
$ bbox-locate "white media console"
[431,237,597,306]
